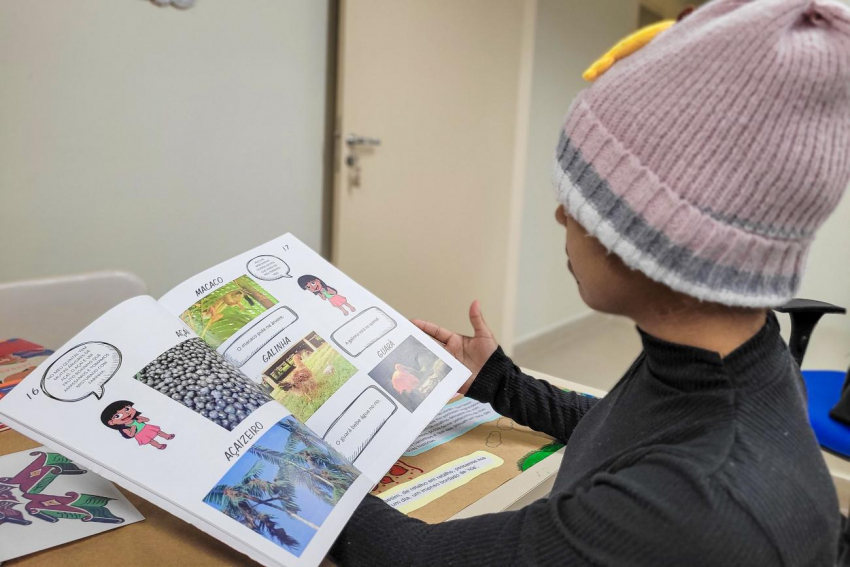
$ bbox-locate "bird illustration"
[391,364,420,394]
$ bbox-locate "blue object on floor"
[803,370,850,458]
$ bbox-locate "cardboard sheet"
[372,396,562,523]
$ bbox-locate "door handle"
[346,133,382,147]
[344,133,381,188]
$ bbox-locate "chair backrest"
[0,271,148,349]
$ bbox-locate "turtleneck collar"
[636,312,790,391]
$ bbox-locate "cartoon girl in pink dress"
[100,400,175,450]
[298,275,357,316]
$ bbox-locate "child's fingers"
[469,300,493,337]
[412,319,455,345]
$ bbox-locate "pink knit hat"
[554,0,850,307]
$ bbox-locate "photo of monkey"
[180,275,278,350]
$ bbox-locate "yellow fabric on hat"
[583,19,675,82]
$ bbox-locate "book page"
[158,233,472,480]
[0,296,372,567]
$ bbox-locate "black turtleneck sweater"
[331,314,840,565]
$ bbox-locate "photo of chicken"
[260,332,357,422]
[279,351,318,403]
[369,336,452,413]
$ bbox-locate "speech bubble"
[331,307,397,357]
[323,386,397,462]
[246,255,292,281]
[41,342,122,402]
[222,305,299,367]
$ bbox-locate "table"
[1,367,598,566]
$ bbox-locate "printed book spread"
[0,234,471,566]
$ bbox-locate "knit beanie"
[553,0,850,307]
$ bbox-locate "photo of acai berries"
[135,338,271,431]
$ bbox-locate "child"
[297,275,356,316]
[100,400,175,450]
[331,1,850,565]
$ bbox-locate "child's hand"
[412,300,497,395]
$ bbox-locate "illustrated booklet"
[0,234,471,566]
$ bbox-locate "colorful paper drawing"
[0,338,53,385]
[180,275,278,350]
[371,460,424,495]
[0,451,125,527]
[203,417,359,557]
[368,336,452,413]
[517,441,565,471]
[297,275,356,316]
[0,448,143,563]
[100,400,175,450]
[260,332,357,422]
[0,339,53,432]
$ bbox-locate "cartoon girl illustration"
[100,400,175,450]
[297,275,357,316]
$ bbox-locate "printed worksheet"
[0,234,471,567]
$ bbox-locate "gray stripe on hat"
[555,132,797,298]
[698,206,814,241]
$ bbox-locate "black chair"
[775,299,850,565]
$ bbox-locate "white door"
[333,0,533,344]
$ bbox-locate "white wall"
[805,2,850,336]
[799,195,850,335]
[514,0,639,343]
[0,0,329,297]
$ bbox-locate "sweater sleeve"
[330,454,778,566]
[465,347,599,442]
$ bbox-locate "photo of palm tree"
[203,417,359,557]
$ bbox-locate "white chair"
[0,271,148,349]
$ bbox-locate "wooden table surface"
[1,428,259,566]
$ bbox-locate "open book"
[0,234,470,566]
